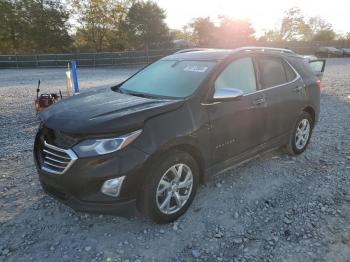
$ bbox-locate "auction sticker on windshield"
[184,65,209,73]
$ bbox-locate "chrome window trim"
[243,57,301,97]
[41,141,78,175]
[202,55,302,105]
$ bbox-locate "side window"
[309,60,325,73]
[215,57,257,94]
[257,56,287,89]
[283,60,297,82]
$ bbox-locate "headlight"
[73,130,142,157]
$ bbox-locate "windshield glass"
[120,60,216,98]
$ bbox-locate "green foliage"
[216,17,255,48]
[337,32,350,41]
[262,7,336,42]
[0,2,346,54]
[72,0,171,51]
[125,1,171,49]
[0,0,72,54]
[72,0,130,52]
[0,0,20,53]
[189,17,216,46]
[169,25,196,44]
[188,16,255,48]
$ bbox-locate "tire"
[286,111,313,155]
[137,150,199,224]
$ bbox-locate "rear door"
[308,59,326,80]
[254,55,306,142]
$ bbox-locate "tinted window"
[288,57,315,81]
[283,60,297,82]
[215,57,256,94]
[120,60,216,98]
[257,56,287,89]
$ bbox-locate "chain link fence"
[1,40,349,69]
[0,49,180,69]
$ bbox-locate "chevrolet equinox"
[34,47,325,223]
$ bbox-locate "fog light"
[101,176,125,197]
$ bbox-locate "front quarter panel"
[132,99,211,169]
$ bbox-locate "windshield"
[120,60,216,98]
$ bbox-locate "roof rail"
[173,47,295,56]
[174,48,213,54]
[236,46,295,54]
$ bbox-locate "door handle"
[253,97,265,105]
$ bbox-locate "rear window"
[287,57,316,81]
[256,56,287,89]
[309,61,324,73]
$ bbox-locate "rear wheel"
[286,112,313,155]
[137,150,199,223]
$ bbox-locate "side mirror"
[212,87,244,102]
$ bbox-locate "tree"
[0,0,71,54]
[338,32,350,41]
[72,0,130,52]
[261,7,336,42]
[125,1,171,49]
[170,25,196,43]
[307,16,335,41]
[260,29,283,42]
[23,0,72,52]
[189,17,216,47]
[279,7,310,41]
[215,17,255,48]
[0,0,21,53]
[313,29,336,41]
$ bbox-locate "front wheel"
[286,112,313,155]
[137,150,199,223]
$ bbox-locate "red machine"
[34,80,62,113]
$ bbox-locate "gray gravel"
[1,59,350,262]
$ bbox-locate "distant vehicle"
[341,48,350,57]
[315,46,343,57]
[34,47,325,223]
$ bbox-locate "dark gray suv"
[35,47,325,223]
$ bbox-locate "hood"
[40,87,184,135]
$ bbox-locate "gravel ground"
[0,59,350,262]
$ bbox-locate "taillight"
[316,79,321,90]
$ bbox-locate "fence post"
[15,54,19,69]
[146,45,149,64]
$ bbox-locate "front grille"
[41,141,78,175]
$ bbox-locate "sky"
[156,0,349,36]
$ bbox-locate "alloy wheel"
[156,163,193,215]
[295,118,311,150]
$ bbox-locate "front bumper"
[34,135,149,214]
[40,178,136,215]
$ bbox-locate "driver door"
[204,56,268,165]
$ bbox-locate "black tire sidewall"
[137,150,199,223]
[289,112,313,155]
